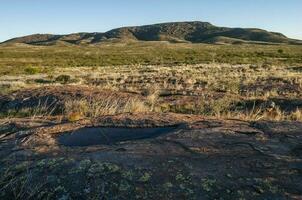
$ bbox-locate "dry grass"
[146,87,160,112]
[223,106,302,122]
[0,59,301,121]
[64,96,150,120]
[0,98,57,119]
[290,108,302,121]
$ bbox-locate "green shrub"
[24,67,41,75]
[34,79,53,84]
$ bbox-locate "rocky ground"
[1,112,302,199]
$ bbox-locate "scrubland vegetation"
[0,42,301,122]
[0,42,302,75]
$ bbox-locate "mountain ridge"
[2,21,302,45]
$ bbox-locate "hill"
[2,21,302,45]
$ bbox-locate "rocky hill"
[2,21,301,45]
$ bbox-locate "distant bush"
[55,75,71,84]
[278,49,284,54]
[34,79,53,84]
[24,67,41,75]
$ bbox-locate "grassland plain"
[0,42,302,120]
[1,42,302,75]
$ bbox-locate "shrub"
[55,75,72,84]
[198,95,237,117]
[34,79,53,84]
[24,67,41,75]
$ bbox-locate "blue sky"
[1,0,301,42]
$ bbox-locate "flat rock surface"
[0,114,302,199]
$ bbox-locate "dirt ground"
[1,111,302,199]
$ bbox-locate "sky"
[1,0,302,42]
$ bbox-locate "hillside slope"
[2,21,301,45]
